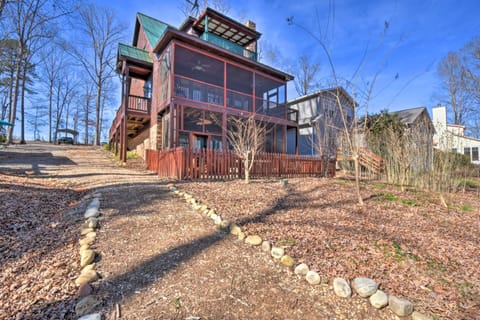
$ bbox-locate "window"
[452,148,457,153]
[464,147,471,159]
[178,133,189,148]
[472,147,479,161]
[209,136,222,150]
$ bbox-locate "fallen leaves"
[181,177,480,319]
[0,174,84,319]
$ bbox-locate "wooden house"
[288,87,355,157]
[109,8,298,162]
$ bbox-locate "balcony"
[128,95,150,114]
[201,32,257,62]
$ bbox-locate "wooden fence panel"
[145,147,336,180]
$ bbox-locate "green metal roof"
[118,43,152,64]
[137,13,171,48]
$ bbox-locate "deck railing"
[109,95,151,139]
[174,75,299,122]
[201,32,257,61]
[146,147,335,180]
[128,95,150,113]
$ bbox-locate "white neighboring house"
[432,105,480,164]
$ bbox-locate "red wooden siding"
[146,147,335,180]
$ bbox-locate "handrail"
[128,95,150,113]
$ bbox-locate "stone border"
[167,183,434,320]
[74,193,103,320]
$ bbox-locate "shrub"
[127,150,138,160]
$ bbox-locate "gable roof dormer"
[133,13,174,50]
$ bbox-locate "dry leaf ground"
[180,177,480,319]
[1,143,478,319]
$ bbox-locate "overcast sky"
[99,0,480,115]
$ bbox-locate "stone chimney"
[244,20,257,59]
[245,20,256,30]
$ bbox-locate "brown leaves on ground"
[180,177,480,320]
[0,174,84,319]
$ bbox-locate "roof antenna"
[186,0,200,17]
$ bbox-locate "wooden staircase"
[337,147,384,178]
[358,148,384,176]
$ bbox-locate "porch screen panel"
[265,123,274,153]
[174,46,224,86]
[227,64,253,111]
[174,46,224,106]
[275,124,285,153]
[255,73,286,119]
[183,107,203,132]
[158,46,172,105]
[178,133,190,148]
[204,111,222,134]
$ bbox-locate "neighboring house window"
[464,147,471,159]
[472,147,479,161]
[452,148,457,153]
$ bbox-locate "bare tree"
[79,78,94,144]
[180,0,230,17]
[225,114,267,184]
[287,12,400,205]
[39,45,67,142]
[463,36,480,137]
[0,39,18,122]
[4,0,68,144]
[288,17,365,205]
[52,68,76,142]
[70,4,123,145]
[309,90,354,176]
[438,52,473,126]
[292,54,321,96]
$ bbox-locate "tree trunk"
[94,78,102,146]
[352,152,364,205]
[3,62,14,120]
[84,94,89,145]
[53,85,61,143]
[20,60,27,144]
[7,55,21,144]
[244,157,250,184]
[48,80,53,143]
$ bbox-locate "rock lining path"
[1,143,398,319]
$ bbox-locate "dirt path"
[1,143,396,319]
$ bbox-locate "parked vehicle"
[58,136,74,144]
